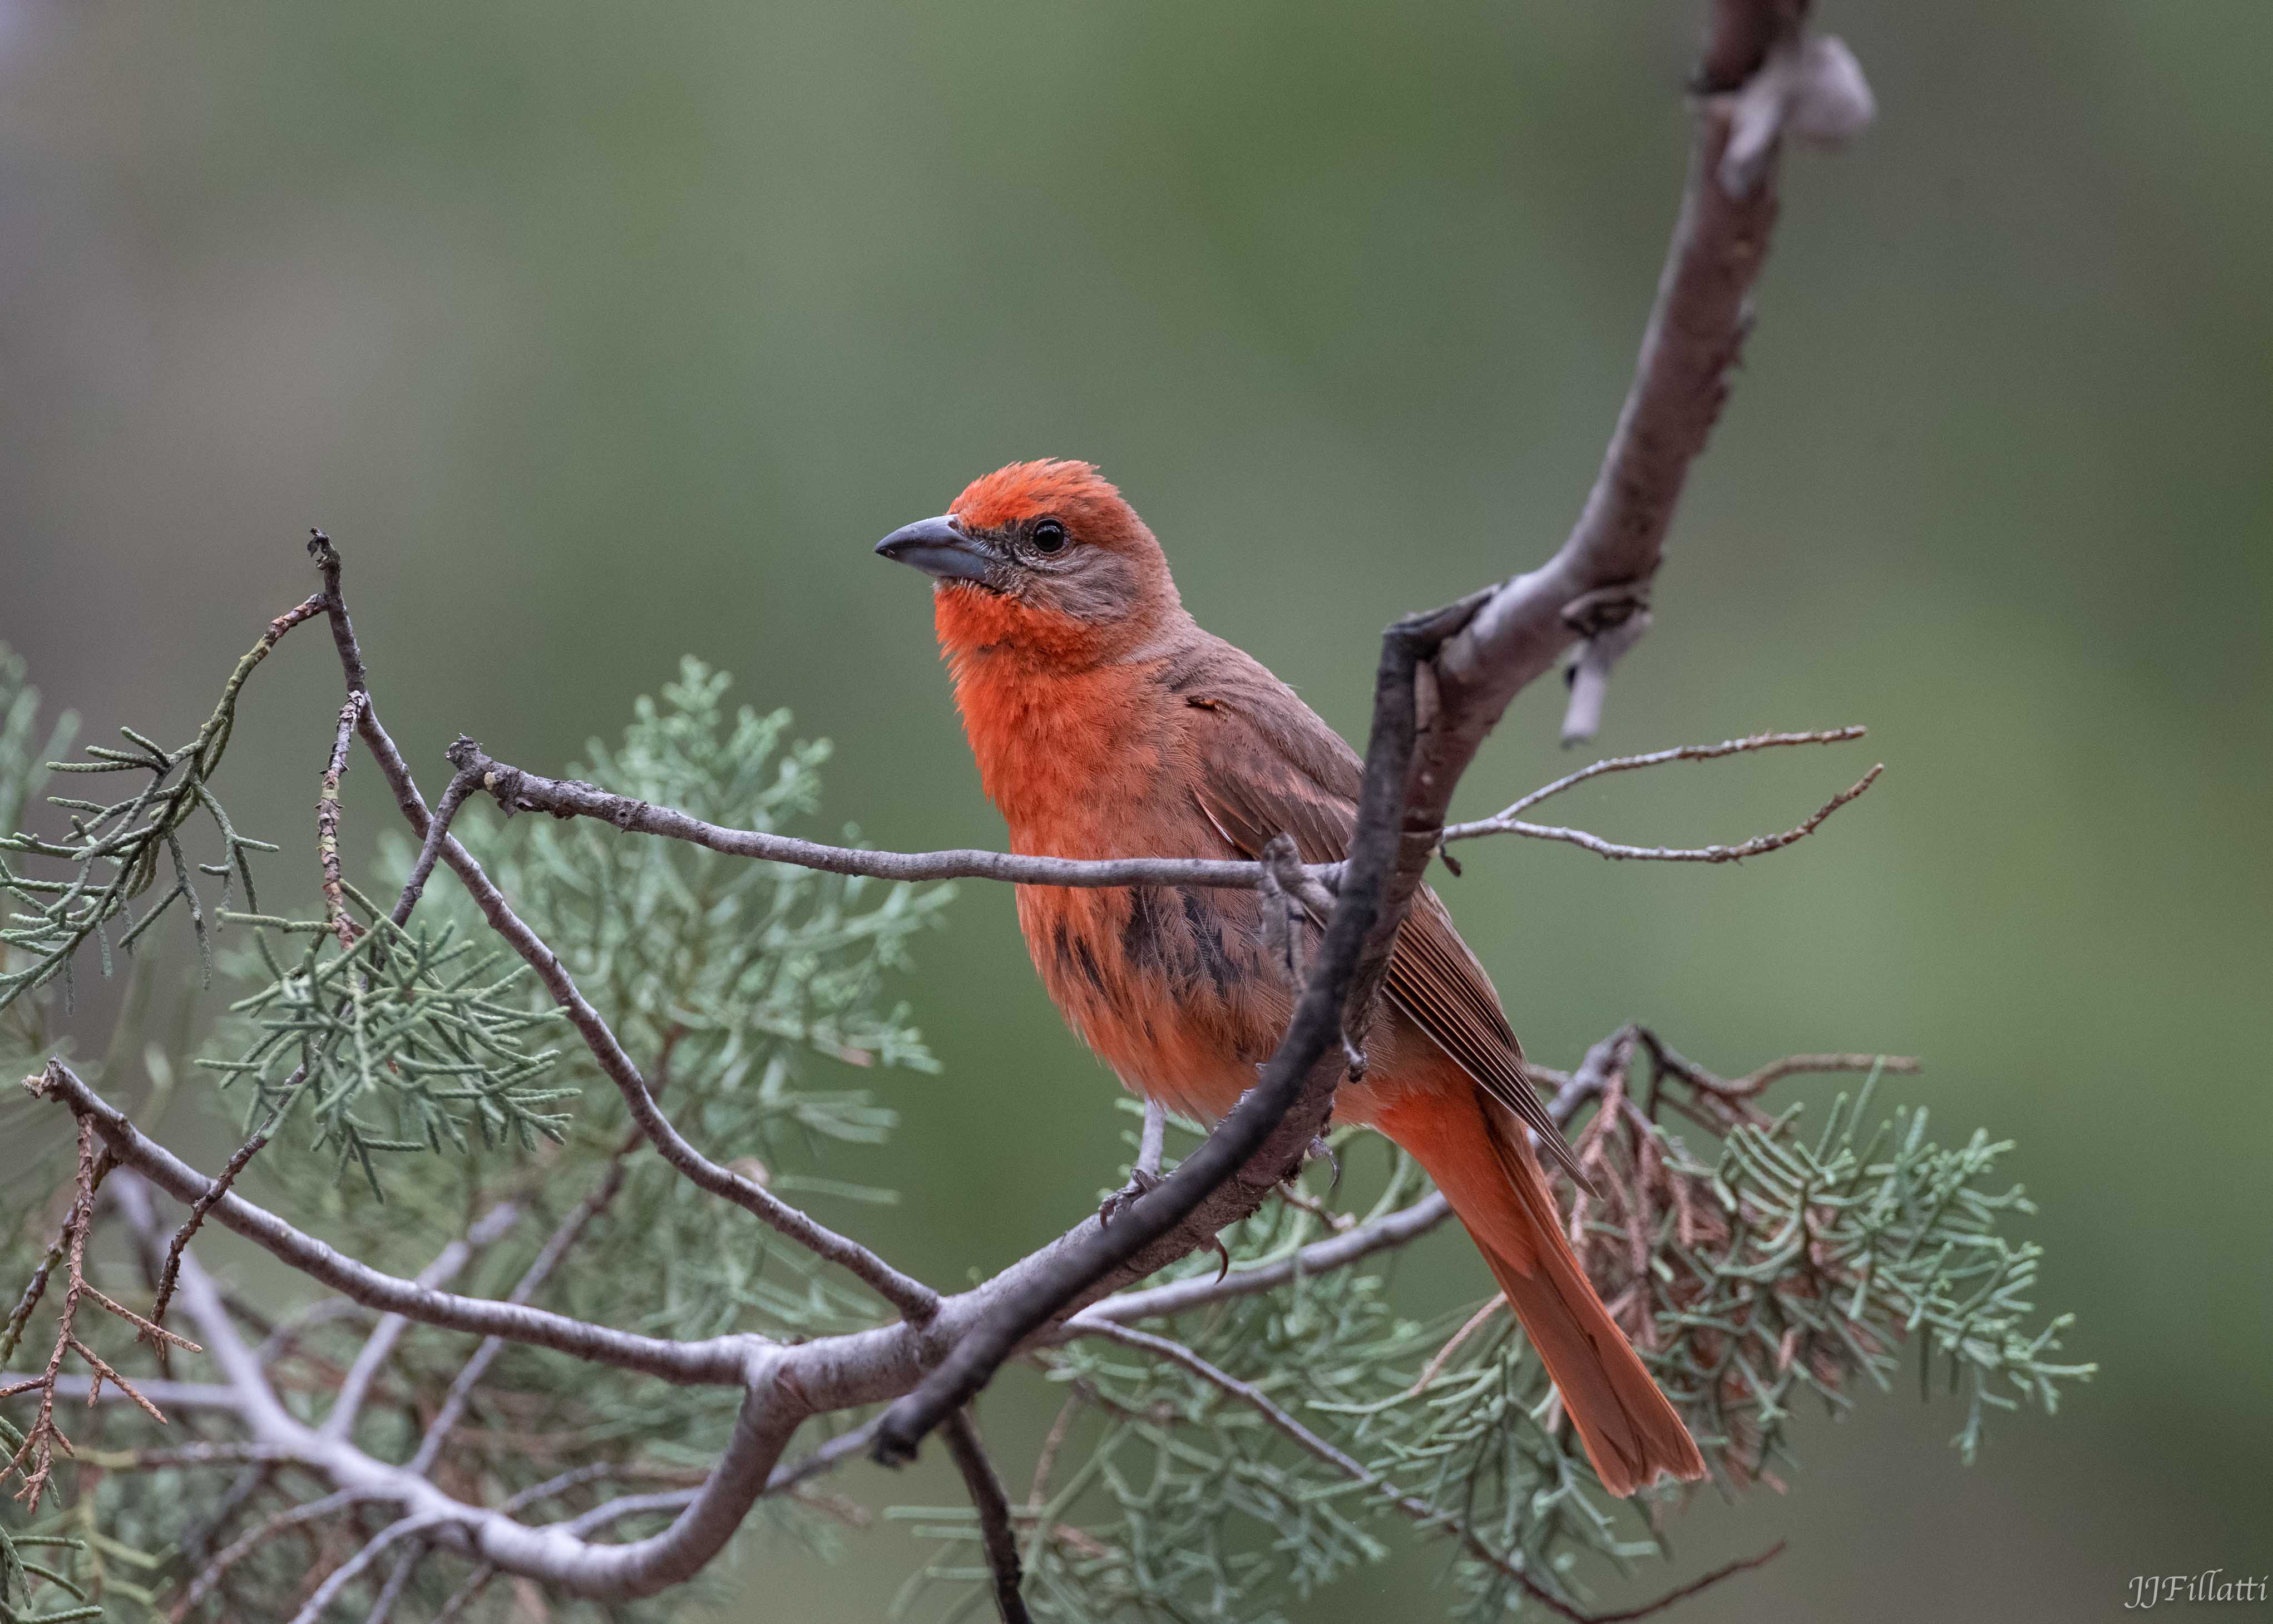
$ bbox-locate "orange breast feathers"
[936,590,1167,835]
[935,590,1288,1122]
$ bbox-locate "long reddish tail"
[1373,1090,1706,1497]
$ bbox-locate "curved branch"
[1378,7,1840,949]
[121,1162,812,1607]
[30,1065,748,1386]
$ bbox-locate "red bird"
[877,460,1705,1495]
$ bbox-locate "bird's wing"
[1173,646,1584,1181]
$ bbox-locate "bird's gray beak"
[874,515,996,585]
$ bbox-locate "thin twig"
[1583,1541,1789,1623]
[86,1442,300,1472]
[322,1202,522,1442]
[1404,1299,1507,1397]
[760,1419,882,1500]
[1485,763,1879,863]
[406,1156,630,1475]
[254,1299,373,1371]
[1076,1193,1454,1325]
[1275,1182,1354,1233]
[445,739,1333,893]
[428,1564,495,1624]
[1634,1027,1918,1103]
[1025,1394,1082,1517]
[361,1547,421,1624]
[1073,1321,1378,1481]
[150,1104,297,1335]
[3,1109,190,1512]
[182,1464,280,1567]
[283,1512,443,1624]
[940,1410,1034,1624]
[171,1489,377,1621]
[46,1375,241,1412]
[1445,728,1881,863]
[1733,1050,1921,1094]
[1076,1319,1782,1622]
[1459,728,1866,830]
[495,1460,714,1517]
[390,766,480,929]
[317,695,367,952]
[1,1230,66,1366]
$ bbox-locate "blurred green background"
[3,0,2266,1618]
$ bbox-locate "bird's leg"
[1257,837,1308,992]
[1134,1099,1167,1179]
[1097,1100,1171,1225]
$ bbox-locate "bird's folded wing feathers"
[1181,673,1587,1182]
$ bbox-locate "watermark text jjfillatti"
[2126,1572,2269,1610]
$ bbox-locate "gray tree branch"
[32,1063,750,1386]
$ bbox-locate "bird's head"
[875,460,1185,667]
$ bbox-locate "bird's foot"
[1098,1167,1164,1228]
[1281,1135,1341,1192]
[1099,1168,1231,1282]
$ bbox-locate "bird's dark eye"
[1030,520,1068,556]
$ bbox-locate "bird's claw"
[1098,1167,1165,1227]
[1099,1169,1229,1281]
[1100,1164,1227,1273]
[1306,1135,1342,1195]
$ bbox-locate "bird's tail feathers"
[1387,1094,1707,1497]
